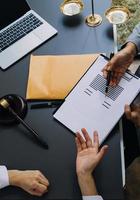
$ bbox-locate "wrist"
[8,170,22,187]
[125,42,137,58]
[78,173,94,189]
[77,172,98,196]
[77,170,92,180]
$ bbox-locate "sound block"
[0,94,27,125]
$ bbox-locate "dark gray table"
[0,0,123,199]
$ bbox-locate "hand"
[125,104,140,127]
[76,128,108,175]
[75,128,108,196]
[102,42,137,86]
[8,170,49,196]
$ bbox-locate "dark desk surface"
[0,0,123,199]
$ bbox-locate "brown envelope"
[26,54,99,100]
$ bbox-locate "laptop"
[0,0,57,70]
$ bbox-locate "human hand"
[75,128,108,196]
[76,128,108,176]
[8,170,49,196]
[125,104,140,127]
[102,42,136,86]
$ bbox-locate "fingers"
[26,170,49,197]
[124,104,132,120]
[30,190,43,196]
[81,128,93,148]
[30,183,47,196]
[76,128,93,151]
[76,129,108,162]
[131,111,139,121]
[75,137,82,153]
[124,104,138,120]
[93,131,99,150]
[38,176,49,188]
[125,104,140,126]
[38,172,49,187]
[76,129,100,152]
[76,129,100,149]
[34,182,47,194]
[102,67,117,86]
[102,65,108,79]
[103,68,124,86]
[76,132,87,149]
[32,170,49,188]
[97,145,108,162]
[102,53,127,86]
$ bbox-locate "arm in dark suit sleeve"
[126,22,140,53]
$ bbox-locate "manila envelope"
[26,54,99,100]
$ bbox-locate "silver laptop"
[0,0,57,70]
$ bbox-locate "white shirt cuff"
[82,195,103,200]
[0,166,9,189]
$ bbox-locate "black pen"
[0,99,48,149]
[30,101,63,109]
[104,52,114,97]
[105,70,112,97]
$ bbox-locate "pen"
[105,70,112,97]
[30,101,63,109]
[104,52,114,97]
[0,99,48,149]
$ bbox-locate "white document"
[54,55,140,144]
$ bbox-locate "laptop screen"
[0,0,30,30]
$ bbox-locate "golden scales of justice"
[60,0,84,16]
[85,0,102,27]
[105,6,130,54]
[60,0,102,27]
[105,6,130,25]
[60,1,130,28]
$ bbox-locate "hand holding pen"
[105,70,112,97]
[102,45,135,86]
[104,53,114,97]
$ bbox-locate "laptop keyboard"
[0,13,43,52]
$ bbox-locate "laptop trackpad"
[12,33,41,58]
[0,48,17,69]
[0,33,41,69]
[0,33,42,69]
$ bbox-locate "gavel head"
[0,99,10,109]
[0,94,27,125]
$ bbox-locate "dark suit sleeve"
[126,22,140,53]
